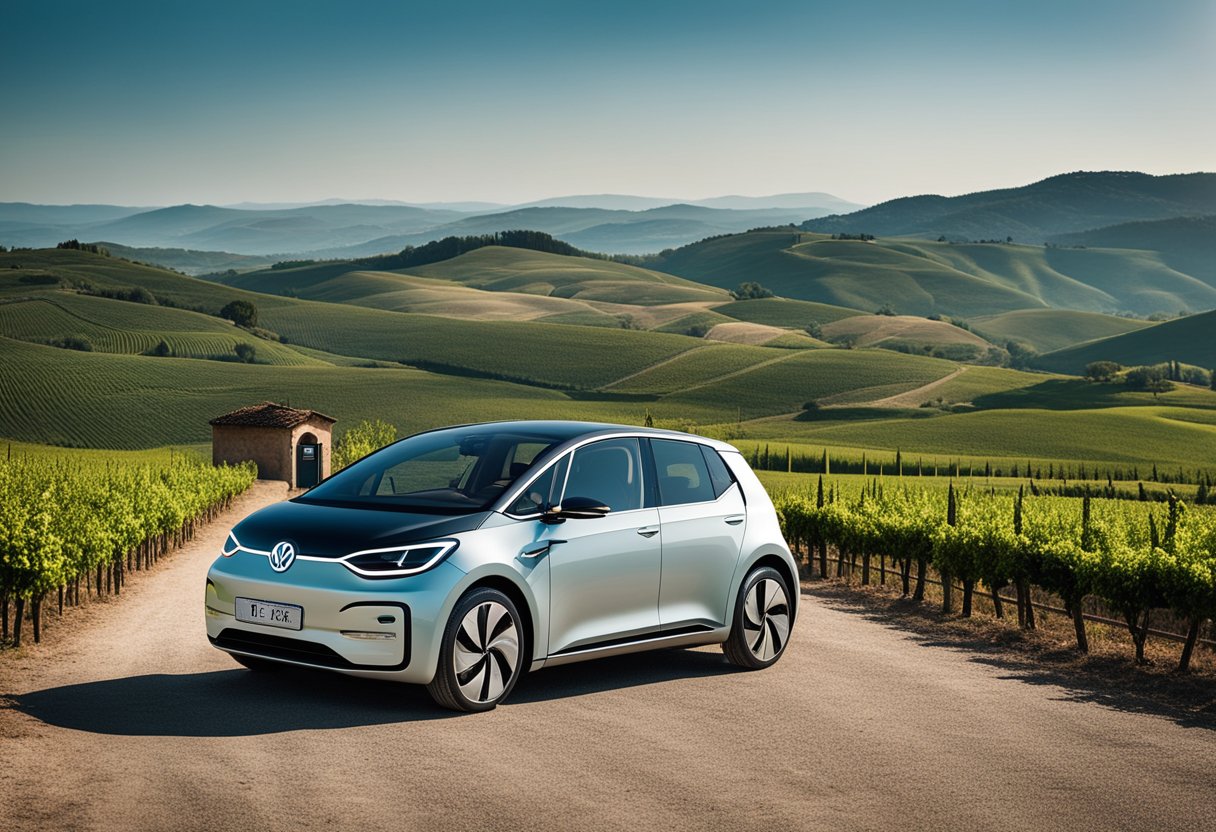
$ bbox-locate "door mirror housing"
[541,496,611,523]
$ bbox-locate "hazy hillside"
[324,204,825,257]
[655,230,1216,317]
[1036,309,1216,374]
[801,171,1216,243]
[972,309,1152,353]
[0,193,858,258]
[1047,215,1216,284]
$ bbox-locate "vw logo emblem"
[269,541,296,573]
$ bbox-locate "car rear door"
[650,439,746,630]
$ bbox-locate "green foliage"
[46,335,93,351]
[220,299,259,328]
[1085,361,1121,382]
[332,419,398,471]
[729,281,774,300]
[0,456,255,626]
[233,342,257,363]
[1125,364,1174,395]
[773,481,1216,665]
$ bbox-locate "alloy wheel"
[453,601,520,703]
[742,578,790,661]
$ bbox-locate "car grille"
[212,628,408,671]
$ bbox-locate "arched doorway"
[296,431,322,488]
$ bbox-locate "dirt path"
[832,364,969,409]
[3,482,1216,831]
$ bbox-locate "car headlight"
[221,531,240,557]
[339,540,458,578]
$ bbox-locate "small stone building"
[210,402,337,487]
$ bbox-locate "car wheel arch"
[727,551,798,626]
[458,572,537,670]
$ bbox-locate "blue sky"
[2,0,1213,205]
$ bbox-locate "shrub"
[333,419,398,471]
[220,300,259,328]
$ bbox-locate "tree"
[1084,361,1121,382]
[1211,369,1216,391]
[875,303,896,316]
[804,320,822,339]
[729,282,774,300]
[686,323,711,337]
[233,343,257,363]
[220,300,259,328]
[1125,364,1174,396]
[1006,341,1038,370]
[150,339,171,357]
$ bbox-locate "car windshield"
[297,425,566,513]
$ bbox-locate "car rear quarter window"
[700,445,736,498]
[651,439,717,506]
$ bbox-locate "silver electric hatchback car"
[205,421,797,711]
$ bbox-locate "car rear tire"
[427,587,524,712]
[231,653,281,672]
[723,566,792,669]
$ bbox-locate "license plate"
[235,597,303,630]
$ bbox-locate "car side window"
[651,439,716,506]
[506,455,567,516]
[700,445,736,498]
[562,438,643,512]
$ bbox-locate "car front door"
[545,437,662,655]
[650,439,746,630]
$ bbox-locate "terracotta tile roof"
[209,401,336,429]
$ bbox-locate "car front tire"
[427,587,524,712]
[723,565,792,669]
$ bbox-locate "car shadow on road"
[9,667,454,736]
[511,647,741,706]
[805,584,1216,732]
[10,649,740,736]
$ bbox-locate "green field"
[1036,308,1216,374]
[972,309,1152,353]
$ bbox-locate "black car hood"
[231,499,491,559]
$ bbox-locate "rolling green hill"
[801,171,1216,243]
[0,295,323,365]
[972,309,1153,353]
[1046,215,1216,284]
[708,297,863,327]
[655,230,1216,317]
[1036,309,1216,374]
[819,315,991,353]
[7,246,1216,473]
[406,246,729,304]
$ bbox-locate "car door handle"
[520,540,565,559]
[636,526,659,538]
[724,515,745,525]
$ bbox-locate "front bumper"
[205,551,465,684]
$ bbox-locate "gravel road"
[3,480,1215,832]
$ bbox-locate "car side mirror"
[541,496,611,523]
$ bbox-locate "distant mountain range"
[0,192,860,262]
[801,171,1216,243]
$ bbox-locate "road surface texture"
[3,480,1215,832]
